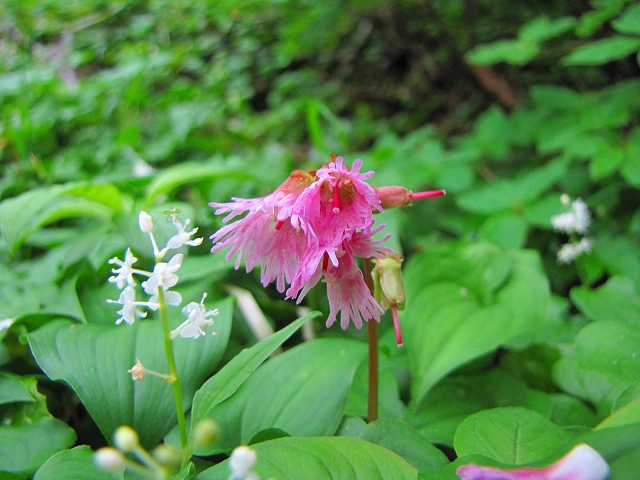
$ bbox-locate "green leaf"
[0,183,118,255]
[144,162,249,206]
[477,213,527,249]
[0,374,35,406]
[404,248,550,406]
[28,298,233,448]
[199,338,367,453]
[612,3,640,35]
[552,320,640,415]
[189,312,320,443]
[457,157,567,214]
[33,446,119,480]
[596,399,640,430]
[518,16,576,42]
[0,417,76,476]
[453,407,570,464]
[563,36,640,66]
[570,276,640,327]
[466,40,539,65]
[197,436,418,480]
[358,418,449,472]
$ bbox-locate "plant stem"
[364,258,378,422]
[157,288,190,468]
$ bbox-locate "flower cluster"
[456,443,609,480]
[107,212,217,340]
[551,195,593,264]
[210,155,444,335]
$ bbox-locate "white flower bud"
[139,211,154,233]
[114,425,139,452]
[94,447,126,472]
[229,445,257,474]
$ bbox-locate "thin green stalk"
[364,258,378,422]
[156,288,190,468]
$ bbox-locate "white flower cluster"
[107,212,217,339]
[551,195,593,264]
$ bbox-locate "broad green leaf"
[612,3,640,35]
[466,39,538,65]
[404,248,550,407]
[563,36,640,66]
[0,373,35,405]
[190,312,320,439]
[406,369,555,446]
[570,276,640,327]
[144,162,249,205]
[453,407,570,464]
[457,157,567,214]
[195,338,366,454]
[553,320,640,416]
[358,418,449,472]
[33,446,118,480]
[596,399,640,430]
[197,436,418,480]
[518,16,576,42]
[0,417,76,476]
[28,298,233,448]
[477,212,527,249]
[0,183,118,255]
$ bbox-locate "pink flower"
[456,444,609,480]
[210,170,313,293]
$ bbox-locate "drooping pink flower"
[456,444,609,480]
[210,170,313,292]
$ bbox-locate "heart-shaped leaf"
[453,407,570,465]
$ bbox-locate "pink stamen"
[392,305,403,347]
[333,185,340,212]
[410,189,446,200]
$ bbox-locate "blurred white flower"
[229,445,259,480]
[557,237,593,264]
[170,294,218,339]
[132,158,155,177]
[551,198,591,235]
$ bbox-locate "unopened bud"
[153,444,182,467]
[95,447,126,472]
[229,445,257,474]
[372,254,405,310]
[375,186,412,209]
[114,425,139,452]
[192,417,220,449]
[139,211,154,233]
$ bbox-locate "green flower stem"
[156,288,190,468]
[364,258,378,422]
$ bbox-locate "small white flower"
[107,286,156,325]
[139,211,154,233]
[557,237,593,264]
[132,158,155,177]
[142,254,183,295]
[229,445,259,480]
[551,198,591,235]
[166,215,204,250]
[170,294,218,339]
[108,248,139,289]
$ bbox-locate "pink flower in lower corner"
[456,444,609,480]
